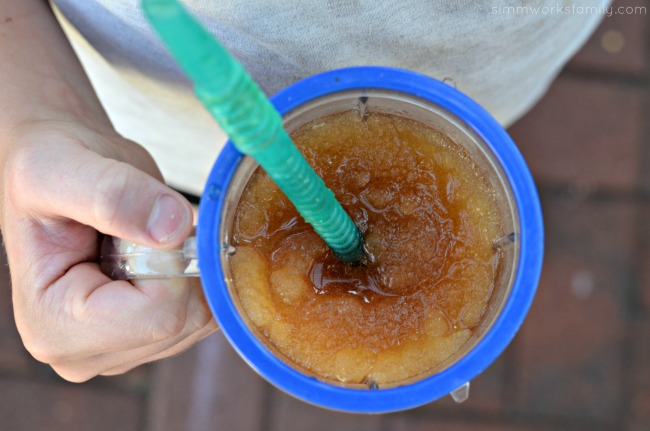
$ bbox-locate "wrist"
[0,0,114,140]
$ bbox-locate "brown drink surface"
[228,110,504,386]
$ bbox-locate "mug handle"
[100,231,200,280]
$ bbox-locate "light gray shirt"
[53,0,610,194]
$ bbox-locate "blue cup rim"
[197,66,544,413]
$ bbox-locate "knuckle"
[16,290,83,368]
[191,310,214,331]
[92,161,132,228]
[151,311,186,341]
[3,141,44,207]
[138,281,189,342]
[21,334,65,366]
[50,364,96,383]
[12,291,63,366]
[188,298,215,331]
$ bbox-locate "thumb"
[12,141,194,248]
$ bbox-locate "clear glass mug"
[101,67,544,413]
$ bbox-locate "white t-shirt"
[52,0,609,195]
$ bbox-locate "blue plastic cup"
[196,66,543,413]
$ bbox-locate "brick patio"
[1,1,649,430]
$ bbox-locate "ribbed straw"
[142,0,363,261]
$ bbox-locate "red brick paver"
[569,0,647,76]
[508,77,643,191]
[629,317,650,431]
[0,379,142,431]
[640,202,650,313]
[146,332,268,431]
[267,390,381,431]
[515,197,635,424]
[0,244,34,375]
[416,350,512,416]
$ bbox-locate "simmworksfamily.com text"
[490,4,646,17]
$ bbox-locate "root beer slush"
[227,109,506,387]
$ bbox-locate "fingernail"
[147,194,190,243]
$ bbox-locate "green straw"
[142,0,364,261]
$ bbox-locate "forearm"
[0,0,112,134]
